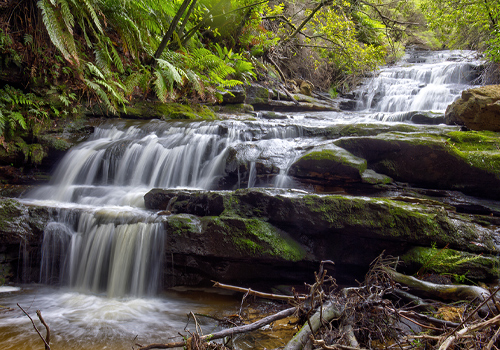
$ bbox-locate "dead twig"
[17,304,51,350]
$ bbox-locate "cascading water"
[0,50,487,350]
[354,50,483,121]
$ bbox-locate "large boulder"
[288,145,367,183]
[445,85,500,131]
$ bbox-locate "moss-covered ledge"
[146,188,500,282]
[334,130,500,199]
[401,246,500,282]
[86,101,217,120]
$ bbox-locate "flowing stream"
[0,50,485,349]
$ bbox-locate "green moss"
[166,214,202,235]
[301,195,452,241]
[14,139,47,165]
[124,102,216,120]
[446,130,500,174]
[233,218,306,261]
[325,123,420,138]
[299,148,367,172]
[402,246,500,281]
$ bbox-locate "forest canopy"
[0,0,499,142]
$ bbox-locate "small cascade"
[40,209,164,297]
[355,50,483,120]
[247,162,256,188]
[29,119,310,297]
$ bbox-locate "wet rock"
[221,86,246,104]
[0,198,50,283]
[259,111,288,119]
[245,83,270,105]
[335,131,500,199]
[445,85,500,131]
[144,189,225,216]
[265,100,338,111]
[361,169,392,185]
[289,145,367,183]
[339,99,358,111]
[410,112,445,125]
[212,103,254,114]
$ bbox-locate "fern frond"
[84,79,117,114]
[153,70,169,102]
[38,0,72,61]
[185,69,203,96]
[80,0,103,34]
[10,112,27,130]
[94,46,112,74]
[110,43,124,73]
[57,0,75,33]
[86,62,106,79]
[156,59,184,84]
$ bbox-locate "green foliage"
[84,63,128,114]
[486,25,500,63]
[416,243,481,282]
[0,86,41,139]
[213,43,256,84]
[420,0,499,50]
[306,4,386,76]
[0,28,22,68]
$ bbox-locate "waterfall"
[355,50,483,120]
[29,50,484,298]
[40,209,164,297]
[31,120,308,296]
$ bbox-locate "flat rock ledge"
[145,188,500,286]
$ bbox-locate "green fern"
[84,63,127,114]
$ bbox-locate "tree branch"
[17,304,51,350]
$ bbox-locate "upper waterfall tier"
[354,50,483,115]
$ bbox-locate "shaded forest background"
[0,0,499,165]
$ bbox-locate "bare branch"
[17,304,51,350]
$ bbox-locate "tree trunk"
[151,0,193,68]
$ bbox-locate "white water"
[0,50,486,349]
[355,50,483,121]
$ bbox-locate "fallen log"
[283,301,344,350]
[385,268,494,316]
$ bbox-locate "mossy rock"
[401,246,500,281]
[164,213,306,262]
[335,131,500,199]
[146,188,499,256]
[321,123,422,138]
[124,102,216,120]
[289,145,367,183]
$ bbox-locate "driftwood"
[283,301,344,350]
[137,307,296,350]
[212,281,308,301]
[385,268,495,316]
